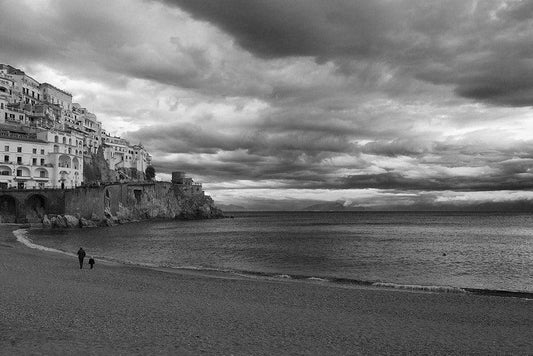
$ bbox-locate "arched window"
[62,137,66,144]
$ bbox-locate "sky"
[2,0,533,210]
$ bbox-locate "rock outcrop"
[42,181,224,228]
[174,188,224,219]
[83,146,117,183]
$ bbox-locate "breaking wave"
[14,229,76,257]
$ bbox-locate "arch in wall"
[0,164,12,176]
[0,195,17,223]
[34,167,49,178]
[15,166,31,177]
[72,157,80,170]
[58,155,71,168]
[25,194,47,223]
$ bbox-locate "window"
[40,159,44,166]
[17,147,21,153]
[32,148,37,154]
[40,170,46,178]
[17,157,22,164]
[19,115,23,120]
[32,158,37,165]
[16,169,22,176]
[1,171,9,176]
[4,146,8,152]
[4,155,8,162]
[40,149,44,155]
[54,136,58,143]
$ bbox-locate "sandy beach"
[1,226,532,355]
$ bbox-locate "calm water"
[27,211,533,293]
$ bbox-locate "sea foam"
[13,229,76,257]
[372,282,467,294]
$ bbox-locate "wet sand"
[1,226,532,355]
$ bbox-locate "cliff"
[43,181,224,228]
[83,146,117,183]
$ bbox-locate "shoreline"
[3,225,533,354]
[15,226,533,301]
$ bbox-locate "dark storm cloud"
[0,0,268,97]
[339,172,533,191]
[160,0,533,107]
[127,121,360,183]
[361,139,433,157]
[156,0,395,59]
[338,153,533,191]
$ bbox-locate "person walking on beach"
[88,256,95,269]
[77,247,86,269]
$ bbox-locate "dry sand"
[1,225,532,355]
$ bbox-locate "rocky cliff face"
[43,182,224,228]
[83,146,117,183]
[173,187,224,219]
[114,184,224,222]
[115,183,181,222]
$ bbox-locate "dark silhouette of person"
[88,256,95,269]
[77,247,86,269]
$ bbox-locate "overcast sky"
[2,0,533,210]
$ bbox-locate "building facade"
[0,64,152,189]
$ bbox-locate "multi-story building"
[40,83,72,111]
[102,133,152,180]
[0,125,58,189]
[35,129,84,188]
[0,64,153,189]
[0,64,41,105]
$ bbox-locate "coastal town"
[0,64,152,190]
[0,64,221,224]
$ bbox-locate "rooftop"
[40,82,73,98]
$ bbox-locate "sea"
[18,211,533,296]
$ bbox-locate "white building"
[0,64,153,189]
[0,126,53,189]
[36,129,84,188]
[0,124,84,189]
[103,133,151,178]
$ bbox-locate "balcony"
[14,175,31,180]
